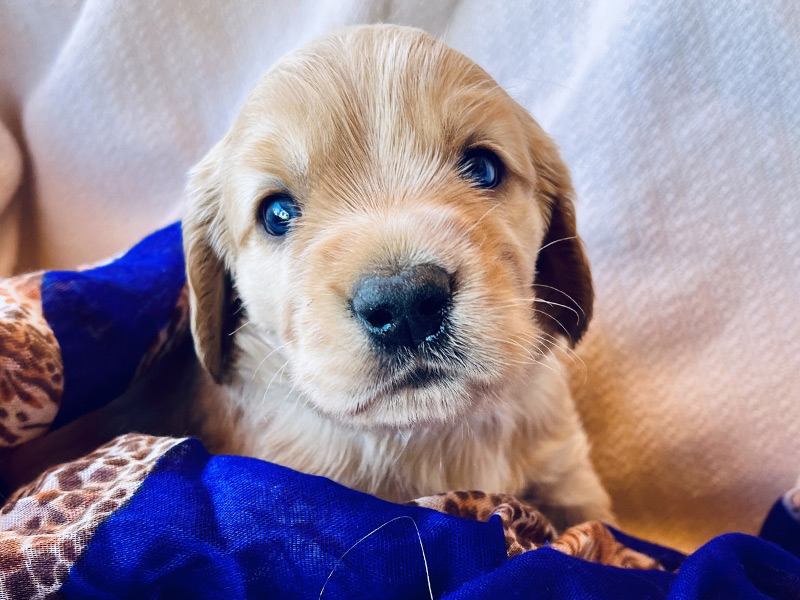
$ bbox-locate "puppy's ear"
[525,119,594,346]
[182,142,234,382]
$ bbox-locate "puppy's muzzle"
[351,264,452,352]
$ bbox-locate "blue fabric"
[60,439,800,599]
[760,499,800,560]
[42,223,185,428]
[61,440,507,599]
[668,533,800,599]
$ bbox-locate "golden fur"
[183,24,612,526]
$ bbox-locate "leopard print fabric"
[550,520,664,569]
[408,491,558,558]
[0,433,183,600]
[0,272,190,449]
[410,491,663,570]
[0,272,64,448]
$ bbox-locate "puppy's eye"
[459,148,504,189]
[259,194,300,236]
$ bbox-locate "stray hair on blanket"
[319,515,433,600]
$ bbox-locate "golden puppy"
[183,24,612,526]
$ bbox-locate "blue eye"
[459,148,504,189]
[260,194,300,236]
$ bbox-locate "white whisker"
[280,379,302,412]
[532,298,581,326]
[538,235,577,252]
[464,202,501,234]
[260,358,291,419]
[531,283,586,316]
[533,331,588,383]
[229,320,253,336]
[478,333,557,373]
[252,341,292,380]
[531,308,572,340]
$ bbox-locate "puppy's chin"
[300,373,495,431]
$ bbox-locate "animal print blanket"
[0,224,798,599]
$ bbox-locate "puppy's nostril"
[417,296,446,318]
[365,308,393,331]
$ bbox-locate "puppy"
[183,24,612,526]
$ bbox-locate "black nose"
[351,264,452,351]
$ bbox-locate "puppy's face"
[184,25,592,429]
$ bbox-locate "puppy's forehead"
[231,27,531,192]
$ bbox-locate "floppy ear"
[526,121,594,346]
[182,142,235,382]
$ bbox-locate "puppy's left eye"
[459,148,504,189]
[260,193,300,236]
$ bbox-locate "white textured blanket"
[1,0,798,551]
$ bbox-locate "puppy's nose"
[351,264,452,351]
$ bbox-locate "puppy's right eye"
[459,148,504,189]
[259,194,300,236]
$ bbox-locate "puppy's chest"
[247,423,531,501]
[205,383,550,503]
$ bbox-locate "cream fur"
[183,24,612,526]
[196,328,610,523]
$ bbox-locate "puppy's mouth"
[348,359,462,416]
[389,363,458,390]
[375,325,467,387]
